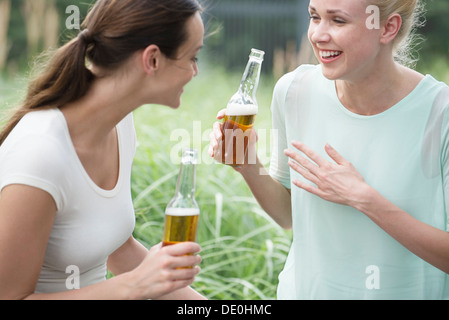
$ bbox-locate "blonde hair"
[371,0,426,67]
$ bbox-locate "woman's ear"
[141,44,161,75]
[380,13,402,45]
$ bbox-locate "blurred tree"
[0,0,448,74]
[23,0,46,57]
[43,0,60,50]
[22,0,59,58]
[416,0,449,71]
[0,0,11,71]
[1,0,90,73]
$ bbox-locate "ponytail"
[0,0,201,145]
[0,33,93,145]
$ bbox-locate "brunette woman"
[0,0,205,300]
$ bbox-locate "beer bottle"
[223,48,265,166]
[162,148,200,246]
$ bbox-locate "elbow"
[0,292,32,300]
[0,286,35,300]
[280,222,292,231]
[274,215,292,231]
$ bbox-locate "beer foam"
[226,103,258,116]
[165,208,200,216]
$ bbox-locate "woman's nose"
[193,61,199,77]
[309,21,332,44]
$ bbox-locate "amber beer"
[162,148,199,249]
[162,208,200,246]
[221,49,264,166]
[222,104,257,166]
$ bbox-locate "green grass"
[0,74,27,122]
[0,65,292,300]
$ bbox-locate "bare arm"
[0,185,57,300]
[357,185,449,274]
[238,157,292,229]
[209,110,292,229]
[0,185,202,300]
[25,242,202,300]
[107,236,149,276]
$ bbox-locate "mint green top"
[270,64,449,299]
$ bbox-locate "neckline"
[329,74,431,120]
[55,108,123,197]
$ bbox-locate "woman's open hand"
[284,141,368,207]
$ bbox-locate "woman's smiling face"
[307,0,386,82]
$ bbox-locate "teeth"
[320,50,342,58]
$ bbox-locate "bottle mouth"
[182,148,198,164]
[250,48,265,61]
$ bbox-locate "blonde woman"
[0,0,205,300]
[210,0,449,299]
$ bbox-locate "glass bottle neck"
[239,57,263,100]
[176,162,196,198]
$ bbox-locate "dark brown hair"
[0,0,202,145]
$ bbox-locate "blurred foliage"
[2,0,91,73]
[416,0,449,72]
[1,0,448,76]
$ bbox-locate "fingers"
[208,108,225,159]
[209,108,259,165]
[163,241,201,256]
[284,141,330,188]
[160,242,202,269]
[290,141,348,166]
[216,108,227,120]
[208,109,226,158]
[284,147,320,177]
[168,252,202,270]
[291,141,327,167]
[208,121,223,158]
[248,127,258,144]
[291,177,324,198]
[286,154,320,186]
[171,265,201,281]
[325,143,347,165]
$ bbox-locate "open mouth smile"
[319,50,343,63]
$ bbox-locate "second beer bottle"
[162,149,200,246]
[222,48,265,166]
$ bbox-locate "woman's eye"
[333,18,346,24]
